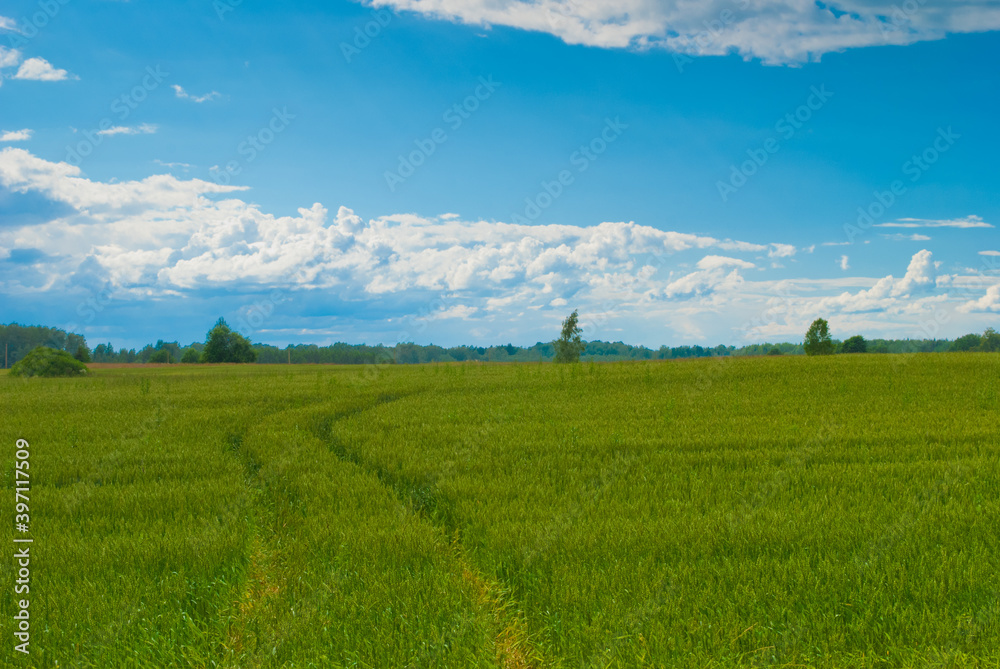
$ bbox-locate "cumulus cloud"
[894,249,937,295]
[0,147,245,214]
[958,285,1000,313]
[876,215,992,229]
[816,249,937,313]
[96,124,158,136]
[13,57,74,81]
[3,147,992,346]
[0,148,771,309]
[172,84,222,103]
[366,0,1000,64]
[0,129,32,142]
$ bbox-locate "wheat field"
[2,354,998,668]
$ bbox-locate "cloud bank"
[1,147,996,344]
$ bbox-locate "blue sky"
[1,0,998,349]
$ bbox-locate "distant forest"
[1,321,988,369]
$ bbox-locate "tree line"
[801,318,999,356]
[1,315,996,368]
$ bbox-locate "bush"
[767,347,783,356]
[10,347,89,378]
[180,348,201,364]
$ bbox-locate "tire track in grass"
[216,392,408,663]
[220,396,420,666]
[311,395,545,669]
[219,389,509,667]
[221,430,283,662]
[458,550,542,669]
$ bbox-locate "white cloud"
[876,215,992,229]
[894,249,937,295]
[366,0,1000,64]
[662,267,745,299]
[0,148,769,308]
[696,255,754,271]
[13,57,74,81]
[839,255,849,271]
[767,243,797,258]
[0,147,245,214]
[0,46,21,69]
[979,250,1000,257]
[958,285,1000,313]
[0,16,17,32]
[172,84,222,103]
[2,148,992,346]
[0,129,32,142]
[816,249,936,313]
[96,124,158,137]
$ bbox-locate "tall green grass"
[2,355,998,667]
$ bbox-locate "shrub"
[10,347,89,378]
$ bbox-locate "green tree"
[767,346,783,356]
[949,333,983,352]
[180,348,201,364]
[554,310,585,363]
[804,318,834,356]
[201,318,258,363]
[841,335,867,354]
[74,344,92,363]
[981,327,1000,353]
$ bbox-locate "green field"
[2,354,999,668]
